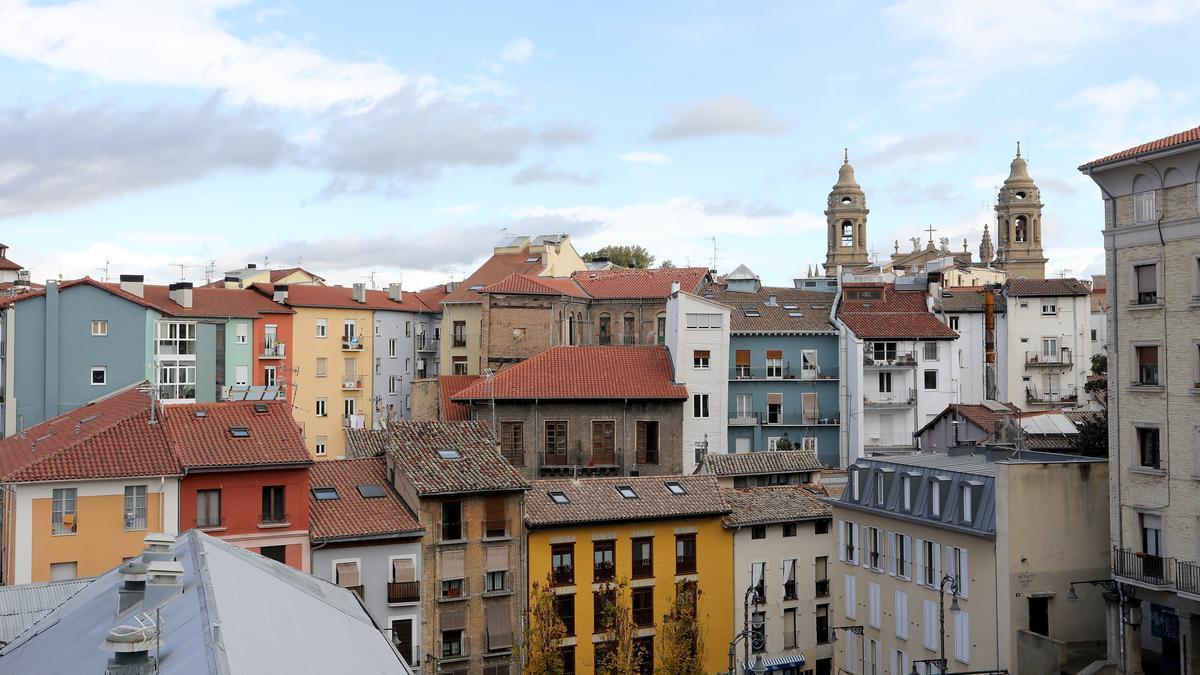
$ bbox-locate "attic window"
[549,491,570,505]
[229,427,251,438]
[312,487,340,500]
[526,256,540,263]
[253,403,269,414]
[437,448,462,460]
[193,410,207,418]
[744,309,761,317]
[664,481,686,495]
[783,304,798,310]
[357,484,387,499]
[616,485,638,499]
[469,284,485,291]
[788,312,804,318]
[811,305,826,310]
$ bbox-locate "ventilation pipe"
[141,532,176,564]
[143,560,184,608]
[116,559,149,613]
[102,622,158,675]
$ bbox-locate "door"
[801,349,819,379]
[1028,596,1049,636]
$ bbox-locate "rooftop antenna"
[96,256,112,283]
[203,260,216,285]
[263,255,271,269]
[167,263,191,281]
[296,256,303,269]
[364,270,378,289]
[710,236,719,272]
[1056,268,1071,278]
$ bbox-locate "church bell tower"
[993,143,1048,279]
[824,150,870,274]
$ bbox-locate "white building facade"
[665,289,730,472]
[1001,279,1092,410]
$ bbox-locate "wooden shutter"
[442,607,467,630]
[767,392,783,405]
[802,392,819,423]
[393,558,415,583]
[766,349,783,359]
[441,549,465,580]
[735,350,750,366]
[335,562,360,587]
[486,495,506,522]
[486,602,513,650]
[486,546,510,571]
[694,349,710,359]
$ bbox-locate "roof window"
[312,487,340,500]
[193,410,207,418]
[469,284,485,291]
[549,491,570,505]
[788,312,804,318]
[664,481,686,495]
[616,485,638,499]
[783,304,798,310]
[744,309,761,317]
[436,448,462,460]
[357,484,387,498]
[253,403,269,413]
[229,427,251,438]
[526,256,541,263]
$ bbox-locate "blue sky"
[1,1,1198,289]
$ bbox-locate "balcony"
[439,638,469,662]
[388,581,420,604]
[1113,548,1173,589]
[864,389,916,408]
[416,336,439,353]
[622,335,637,345]
[260,342,286,359]
[814,579,830,597]
[631,558,654,579]
[863,352,917,369]
[594,561,616,583]
[341,338,365,352]
[1177,561,1200,597]
[538,447,625,477]
[1026,385,1079,405]
[728,411,837,427]
[481,519,510,540]
[1025,350,1073,368]
[552,565,575,587]
[676,555,697,575]
[730,365,794,380]
[633,606,654,628]
[341,377,365,391]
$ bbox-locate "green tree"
[773,433,793,451]
[1083,352,1107,394]
[658,259,675,269]
[583,245,656,269]
[523,576,568,674]
[656,583,706,675]
[1071,408,1108,458]
[595,579,646,675]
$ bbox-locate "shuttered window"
[441,549,465,580]
[335,561,360,587]
[735,350,751,365]
[486,602,514,651]
[802,392,819,424]
[392,558,416,583]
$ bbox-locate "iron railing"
[258,512,289,526]
[552,564,575,586]
[676,554,697,575]
[1113,548,1173,586]
[631,558,654,579]
[730,364,794,380]
[1025,350,1073,367]
[416,337,439,352]
[815,579,830,597]
[633,606,654,627]
[864,389,916,408]
[1177,561,1200,596]
[260,342,286,359]
[1026,385,1079,404]
[863,352,917,368]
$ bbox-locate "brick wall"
[410,379,440,422]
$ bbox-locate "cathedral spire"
[824,151,870,274]
[993,147,1047,278]
[979,223,994,265]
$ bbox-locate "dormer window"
[930,480,941,517]
[874,472,884,505]
[961,484,973,523]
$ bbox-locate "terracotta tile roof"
[1080,124,1200,169]
[442,249,549,304]
[412,283,451,312]
[703,450,825,476]
[0,277,154,310]
[915,403,1021,437]
[0,386,181,483]
[438,375,480,421]
[704,284,836,333]
[269,267,325,283]
[570,267,709,299]
[937,288,1005,314]
[0,256,19,271]
[258,283,435,313]
[1004,278,1090,297]
[133,284,294,318]
[721,485,831,527]
[308,457,423,542]
[163,401,312,469]
[452,346,688,401]
[343,428,389,458]
[525,475,728,528]
[837,284,959,339]
[480,273,589,298]
[348,421,530,495]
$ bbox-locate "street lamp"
[831,625,865,674]
[727,585,767,675]
[938,574,962,674]
[1066,578,1117,602]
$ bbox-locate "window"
[623,315,636,344]
[90,366,107,386]
[632,587,654,627]
[500,421,523,465]
[961,484,973,522]
[766,349,783,378]
[235,322,248,344]
[316,398,327,417]
[91,320,108,336]
[388,338,397,357]
[552,543,575,585]
[949,316,959,331]
[230,426,251,438]
[51,488,77,535]
[692,350,710,369]
[656,314,666,344]
[315,436,327,456]
[840,520,858,564]
[555,594,576,636]
[616,485,638,500]
[49,562,77,581]
[954,611,970,663]
[815,518,831,534]
[196,489,221,527]
[891,533,911,579]
[784,607,798,649]
[684,313,722,329]
[598,314,611,345]
[1135,263,1159,304]
[594,540,616,582]
[1015,215,1028,242]
[452,321,467,347]
[871,341,898,362]
[123,485,147,530]
[549,491,569,505]
[452,356,468,375]
[632,537,653,578]
[923,342,938,361]
[392,618,415,665]
[1041,303,1057,315]
[878,371,892,393]
[783,522,797,537]
[261,486,286,524]
[781,558,797,599]
[815,604,830,645]
[441,501,463,541]
[486,569,507,594]
[388,376,398,395]
[919,539,939,586]
[692,394,710,418]
[751,525,767,540]
[665,481,686,496]
[735,350,751,377]
[1136,345,1160,385]
[316,318,327,337]
[875,472,885,505]
[841,220,854,247]
[264,366,276,388]
[545,420,567,459]
[314,357,327,378]
[636,421,659,465]
[1135,190,1156,224]
[930,481,942,517]
[592,421,616,463]
[947,546,969,597]
[923,370,938,390]
[335,560,362,597]
[1137,426,1161,469]
[675,533,697,574]
[868,527,883,571]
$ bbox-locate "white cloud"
[511,161,596,186]
[1053,77,1190,159]
[856,131,978,168]
[500,37,535,64]
[619,151,671,166]
[648,96,784,141]
[0,0,413,110]
[435,204,479,215]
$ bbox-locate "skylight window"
[664,481,686,495]
[312,487,340,500]
[436,448,462,460]
[526,256,541,263]
[616,485,638,499]
[193,410,207,418]
[788,312,804,318]
[357,484,387,498]
[549,491,570,505]
[253,403,269,413]
[783,305,798,310]
[229,427,251,438]
[744,309,761,317]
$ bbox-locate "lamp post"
[938,574,962,675]
[831,625,865,674]
[727,585,767,675]
[1067,577,1127,671]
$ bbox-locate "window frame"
[51,488,78,535]
[1132,342,1163,387]
[91,320,108,336]
[1134,189,1157,225]
[1130,259,1162,307]
[90,366,107,386]
[123,485,148,531]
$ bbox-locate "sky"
[1,0,1198,290]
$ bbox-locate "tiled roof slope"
[438,375,480,421]
[704,449,825,476]
[452,346,687,401]
[309,457,423,542]
[1005,278,1090,297]
[269,267,325,283]
[0,386,181,482]
[481,273,588,298]
[525,475,728,528]
[704,284,836,333]
[258,283,434,313]
[413,283,450,311]
[0,255,19,271]
[134,284,294,318]
[837,284,959,339]
[722,485,831,527]
[1080,124,1200,168]
[938,288,1005,313]
[364,421,530,495]
[0,277,153,310]
[570,267,709,299]
[442,250,549,304]
[163,401,312,469]
[915,403,1020,437]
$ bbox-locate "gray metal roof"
[0,530,410,674]
[0,578,91,645]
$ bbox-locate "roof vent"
[352,283,367,303]
[766,294,778,306]
[144,560,185,608]
[671,280,681,294]
[118,275,145,298]
[388,282,403,302]
[101,616,158,675]
[141,533,176,564]
[117,560,149,613]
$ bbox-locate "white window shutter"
[853,523,861,563]
[932,541,942,584]
[923,600,937,650]
[891,649,898,675]
[869,582,881,628]
[845,574,856,619]
[839,521,846,562]
[895,590,908,639]
[955,611,970,663]
[888,534,897,576]
[944,544,955,585]
[914,539,924,586]
[903,535,912,579]
[960,548,969,597]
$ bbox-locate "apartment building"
[708,266,842,466]
[348,421,530,675]
[935,287,1002,404]
[309,456,425,670]
[1002,278,1092,409]
[441,234,587,376]
[664,288,731,471]
[723,484,836,675]
[213,262,325,288]
[451,346,689,478]
[831,449,1109,674]
[702,449,825,488]
[524,474,734,674]
[1080,125,1200,673]
[837,282,961,458]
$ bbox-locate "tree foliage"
[595,578,647,675]
[773,433,793,451]
[1084,352,1108,394]
[583,245,656,269]
[1071,407,1109,458]
[656,583,706,675]
[523,576,568,674]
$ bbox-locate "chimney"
[143,560,184,608]
[15,270,30,287]
[670,280,681,295]
[388,282,403,302]
[246,263,257,269]
[116,559,149,613]
[766,294,778,306]
[273,284,289,304]
[141,532,176,564]
[102,623,158,675]
[0,243,7,258]
[352,283,366,303]
[168,282,193,309]
[119,274,145,298]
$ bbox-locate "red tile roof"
[308,457,423,542]
[0,386,181,483]
[837,284,959,339]
[0,256,20,271]
[1004,278,1091,297]
[133,284,294,318]
[438,375,480,422]
[442,250,549,304]
[722,484,831,527]
[269,267,325,284]
[163,401,312,469]
[258,283,436,313]
[1080,124,1200,169]
[480,273,589,298]
[705,284,836,333]
[452,346,688,401]
[525,475,728,528]
[570,267,709,299]
[412,283,451,311]
[0,277,154,310]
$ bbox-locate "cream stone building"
[1081,125,1200,674]
[830,449,1109,674]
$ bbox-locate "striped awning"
[761,652,806,671]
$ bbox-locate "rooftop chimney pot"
[388,282,403,301]
[118,275,145,298]
[352,283,366,303]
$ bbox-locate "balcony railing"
[1026,385,1079,404]
[416,336,439,353]
[730,364,794,380]
[728,411,838,427]
[539,448,625,474]
[439,638,469,661]
[194,516,225,529]
[1177,561,1200,596]
[632,558,654,579]
[341,378,365,391]
[622,335,637,345]
[260,342,286,359]
[481,519,509,540]
[783,580,797,601]
[552,565,575,586]
[341,338,365,351]
[676,555,697,575]
[1113,548,1173,587]
[388,581,420,603]
[864,389,916,408]
[815,579,830,597]
[633,606,654,627]
[1025,350,1073,368]
[863,352,917,368]
[594,561,616,583]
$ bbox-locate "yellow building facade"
[525,476,734,674]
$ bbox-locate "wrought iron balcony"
[260,342,286,359]
[864,389,916,408]
[631,558,654,579]
[1113,548,1173,588]
[1026,385,1079,404]
[1177,561,1200,596]
[730,364,794,380]
[1025,350,1073,368]
[416,336,439,353]
[863,353,917,368]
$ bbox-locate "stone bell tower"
[993,143,1048,279]
[824,150,870,274]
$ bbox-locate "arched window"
[567,315,576,345]
[655,313,667,345]
[1015,216,1028,242]
[598,314,611,345]
[841,196,853,205]
[623,314,636,345]
[841,221,854,247]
